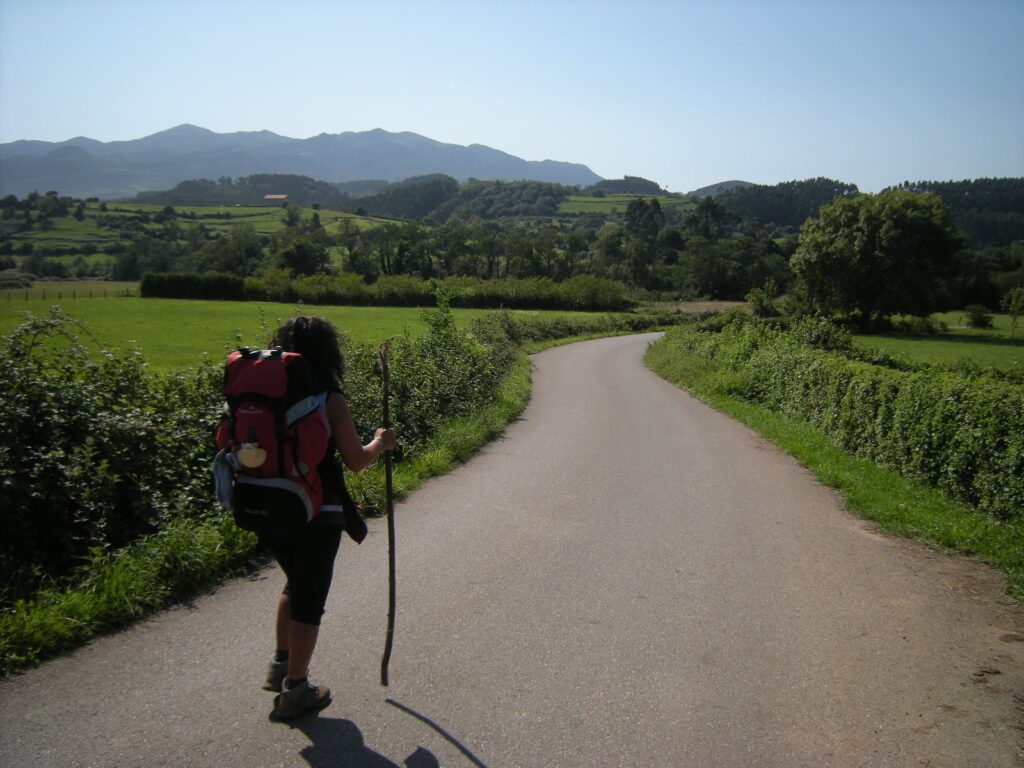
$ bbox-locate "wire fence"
[2,286,137,301]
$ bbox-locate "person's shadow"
[287,716,440,768]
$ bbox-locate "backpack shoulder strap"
[285,395,320,426]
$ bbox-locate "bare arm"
[326,392,396,473]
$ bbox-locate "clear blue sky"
[1,0,1022,192]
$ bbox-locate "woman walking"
[262,316,396,720]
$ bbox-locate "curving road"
[3,333,1024,767]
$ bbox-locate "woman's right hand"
[375,427,397,452]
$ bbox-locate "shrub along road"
[3,333,1023,766]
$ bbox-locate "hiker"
[262,315,396,719]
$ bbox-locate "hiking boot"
[263,659,288,692]
[272,677,332,720]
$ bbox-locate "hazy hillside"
[715,177,860,229]
[689,180,753,197]
[0,124,603,198]
[133,174,354,208]
[587,176,667,195]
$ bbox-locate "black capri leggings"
[266,523,343,626]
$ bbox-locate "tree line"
[4,177,1023,316]
[881,178,1024,248]
[715,177,861,231]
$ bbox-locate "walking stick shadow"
[386,699,490,768]
[288,716,439,768]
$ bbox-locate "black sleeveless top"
[314,391,366,542]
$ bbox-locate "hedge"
[140,271,634,312]
[655,317,1024,519]
[0,300,518,607]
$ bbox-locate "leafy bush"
[745,287,780,318]
[369,275,434,306]
[965,304,994,329]
[788,315,853,351]
[0,309,222,603]
[888,315,947,335]
[558,275,632,311]
[292,272,365,305]
[0,298,525,609]
[0,270,34,289]
[494,310,666,344]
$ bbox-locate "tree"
[686,196,736,241]
[1003,286,1024,335]
[200,222,264,276]
[790,190,963,323]
[281,204,303,229]
[625,198,664,241]
[277,234,327,275]
[589,221,624,278]
[344,236,379,281]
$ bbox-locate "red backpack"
[213,347,330,540]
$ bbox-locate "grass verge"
[645,340,1024,601]
[0,352,531,675]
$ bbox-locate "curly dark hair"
[270,315,344,392]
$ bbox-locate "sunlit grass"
[560,194,697,215]
[0,291,601,373]
[853,313,1023,372]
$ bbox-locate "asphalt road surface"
[4,333,1024,767]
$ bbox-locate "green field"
[5,202,390,261]
[932,310,1017,334]
[0,289,600,373]
[853,313,1024,372]
[560,194,697,215]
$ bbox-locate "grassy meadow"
[0,286,604,373]
[853,313,1023,372]
[560,194,698,215]
[6,202,390,266]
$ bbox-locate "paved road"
[4,333,1024,767]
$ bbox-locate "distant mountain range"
[0,124,603,199]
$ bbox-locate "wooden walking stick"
[379,345,396,686]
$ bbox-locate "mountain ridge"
[0,125,602,198]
